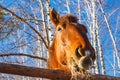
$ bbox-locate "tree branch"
[98,0,120,68]
[0,5,48,49]
[0,53,47,62]
[0,62,119,80]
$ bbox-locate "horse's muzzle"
[78,56,93,70]
[75,47,93,71]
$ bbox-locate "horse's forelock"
[67,14,78,23]
[60,14,78,24]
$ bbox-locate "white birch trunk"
[77,0,81,23]
[39,2,49,72]
[96,23,106,75]
[84,0,94,45]
[45,0,52,66]
[46,0,51,45]
[23,24,30,80]
[17,25,25,80]
[30,6,42,80]
[98,0,120,70]
[92,0,100,74]
[39,0,49,47]
[66,0,70,13]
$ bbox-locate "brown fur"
[47,8,96,74]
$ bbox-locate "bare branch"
[0,53,47,62]
[0,5,48,49]
[108,8,120,19]
[98,0,120,68]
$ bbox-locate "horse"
[47,8,96,74]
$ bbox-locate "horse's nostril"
[79,45,82,48]
[75,47,81,58]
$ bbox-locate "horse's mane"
[59,14,78,24]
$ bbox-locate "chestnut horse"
[47,9,95,73]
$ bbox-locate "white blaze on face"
[85,50,91,56]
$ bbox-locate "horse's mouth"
[70,56,93,72]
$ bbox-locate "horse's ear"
[50,8,59,26]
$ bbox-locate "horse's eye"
[57,27,62,31]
